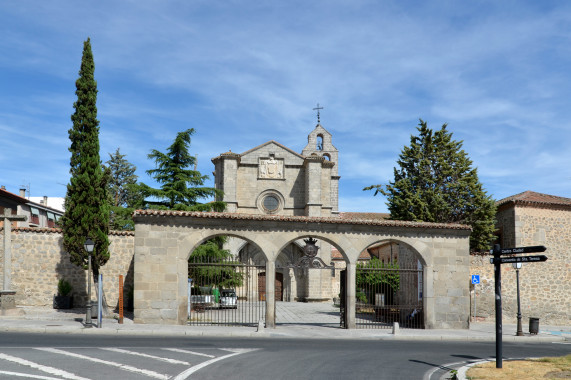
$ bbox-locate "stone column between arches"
[265,260,276,327]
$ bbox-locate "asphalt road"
[0,333,568,379]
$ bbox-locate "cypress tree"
[61,38,110,276]
[365,119,496,252]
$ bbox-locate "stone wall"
[0,228,134,311]
[470,205,571,325]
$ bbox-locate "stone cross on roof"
[313,103,324,123]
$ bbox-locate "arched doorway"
[346,240,425,329]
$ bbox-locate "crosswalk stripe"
[101,348,190,365]
[35,348,168,380]
[0,370,70,380]
[0,353,89,380]
[161,348,216,358]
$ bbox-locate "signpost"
[490,255,548,264]
[471,275,480,321]
[490,244,547,369]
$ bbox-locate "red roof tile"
[497,191,571,209]
[133,210,471,230]
[339,212,390,220]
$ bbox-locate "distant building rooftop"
[497,191,571,210]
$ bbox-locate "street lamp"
[84,238,95,328]
[512,262,524,336]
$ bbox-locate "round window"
[263,195,279,212]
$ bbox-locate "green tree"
[365,120,496,252]
[139,128,224,211]
[188,236,244,289]
[105,148,142,230]
[138,129,235,287]
[61,37,110,276]
[356,257,400,292]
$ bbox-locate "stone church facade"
[211,123,339,217]
[211,124,341,302]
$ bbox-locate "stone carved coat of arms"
[259,157,283,179]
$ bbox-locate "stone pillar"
[265,261,276,328]
[1,208,26,311]
[304,156,323,217]
[423,265,435,329]
[217,152,239,212]
[345,262,356,329]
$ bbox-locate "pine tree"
[365,119,496,252]
[139,128,224,211]
[61,38,110,276]
[105,148,141,230]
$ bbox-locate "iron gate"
[188,257,266,326]
[341,264,424,329]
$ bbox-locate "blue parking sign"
[471,275,480,284]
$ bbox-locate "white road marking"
[0,353,89,380]
[172,349,259,380]
[35,348,168,379]
[0,370,71,379]
[161,348,216,358]
[101,348,190,365]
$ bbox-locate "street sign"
[471,275,480,284]
[490,255,548,265]
[492,245,546,255]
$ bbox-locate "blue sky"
[1,1,570,212]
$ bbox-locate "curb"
[0,324,566,342]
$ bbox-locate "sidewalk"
[0,306,569,342]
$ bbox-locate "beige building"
[470,191,571,325]
[211,123,341,302]
[212,123,339,217]
[0,187,63,229]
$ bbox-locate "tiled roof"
[0,227,134,236]
[0,188,64,215]
[0,188,28,203]
[331,247,371,260]
[339,212,391,220]
[497,191,571,209]
[133,210,471,230]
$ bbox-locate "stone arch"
[275,233,351,264]
[360,238,428,267]
[180,231,269,262]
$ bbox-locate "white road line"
[35,348,168,380]
[101,348,190,365]
[0,370,71,380]
[172,349,259,380]
[161,348,215,358]
[0,353,89,380]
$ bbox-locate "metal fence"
[348,264,424,329]
[187,257,266,326]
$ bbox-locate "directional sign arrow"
[491,245,547,255]
[490,255,548,264]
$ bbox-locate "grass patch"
[465,354,571,379]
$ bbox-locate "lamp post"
[513,262,524,336]
[84,238,95,328]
